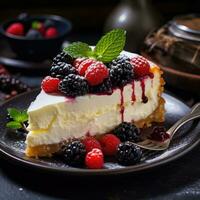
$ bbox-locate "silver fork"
[132,102,200,151]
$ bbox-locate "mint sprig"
[63,42,93,58]
[63,29,126,62]
[6,108,28,132]
[94,29,126,62]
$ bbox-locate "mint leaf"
[16,111,28,123]
[63,42,93,58]
[7,108,21,120]
[6,121,22,129]
[7,108,28,123]
[94,29,126,62]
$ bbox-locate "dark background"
[0,0,200,35]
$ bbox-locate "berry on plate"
[150,126,170,142]
[117,141,142,166]
[85,148,104,169]
[62,140,86,167]
[85,62,109,86]
[41,76,60,93]
[130,56,150,78]
[99,134,121,156]
[82,136,102,153]
[45,27,58,38]
[6,23,24,36]
[113,122,141,142]
[77,58,96,76]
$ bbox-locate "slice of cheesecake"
[25,50,165,157]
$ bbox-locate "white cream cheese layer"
[26,51,161,147]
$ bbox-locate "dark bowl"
[0,15,72,61]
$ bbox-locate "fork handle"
[167,103,200,137]
[190,102,200,114]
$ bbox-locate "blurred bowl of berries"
[0,13,72,61]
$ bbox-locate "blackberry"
[117,141,142,165]
[52,51,73,65]
[62,140,86,167]
[59,74,89,97]
[0,75,30,94]
[113,122,141,142]
[109,55,134,87]
[50,62,76,79]
[89,78,112,94]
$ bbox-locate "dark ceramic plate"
[0,90,199,176]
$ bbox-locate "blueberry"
[26,29,42,39]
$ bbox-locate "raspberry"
[82,136,102,153]
[45,27,58,38]
[41,76,60,93]
[6,23,24,36]
[77,59,96,76]
[99,134,121,156]
[73,58,86,68]
[85,62,109,86]
[85,148,104,169]
[130,56,150,78]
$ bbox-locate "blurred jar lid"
[169,14,200,42]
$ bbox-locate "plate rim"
[0,90,199,176]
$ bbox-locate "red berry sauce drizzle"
[140,78,148,103]
[131,81,136,103]
[120,87,125,122]
[120,74,154,121]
